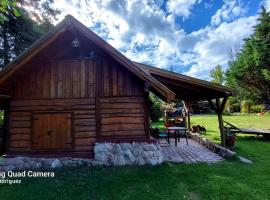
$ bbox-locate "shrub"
[241,100,254,113]
[231,103,241,112]
[250,105,263,113]
[149,93,163,122]
[241,107,247,113]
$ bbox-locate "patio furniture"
[150,128,170,146]
[224,121,270,140]
[167,127,188,146]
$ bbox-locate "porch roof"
[134,62,233,101]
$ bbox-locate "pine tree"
[226,7,270,104]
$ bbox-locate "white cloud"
[211,0,247,26]
[166,0,198,18]
[184,16,257,79]
[263,0,270,11]
[53,0,183,67]
[49,0,258,80]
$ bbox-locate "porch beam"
[216,98,227,147]
[183,100,192,132]
[208,98,228,147]
[220,96,228,114]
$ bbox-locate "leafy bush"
[250,105,263,113]
[241,100,254,113]
[241,107,247,113]
[149,93,163,122]
[231,103,241,112]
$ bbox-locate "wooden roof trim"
[0,15,175,102]
[134,62,232,96]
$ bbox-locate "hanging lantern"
[72,37,80,47]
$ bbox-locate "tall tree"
[210,65,224,84]
[0,0,20,24]
[0,1,60,69]
[226,7,270,103]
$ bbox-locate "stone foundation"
[93,142,163,166]
[2,138,230,171]
[0,142,164,171]
[0,157,93,172]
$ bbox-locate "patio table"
[167,127,188,146]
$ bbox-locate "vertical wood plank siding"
[13,60,96,99]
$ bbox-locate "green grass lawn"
[153,114,270,143]
[1,115,270,200]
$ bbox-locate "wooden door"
[33,113,72,150]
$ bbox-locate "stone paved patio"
[161,139,223,163]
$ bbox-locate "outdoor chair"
[150,128,170,146]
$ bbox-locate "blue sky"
[53,0,268,80]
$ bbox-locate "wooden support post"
[220,96,228,114]
[216,97,228,147]
[95,56,102,137]
[208,97,228,147]
[183,101,192,132]
[216,98,225,146]
[144,94,150,139]
[187,111,191,132]
[144,82,150,139]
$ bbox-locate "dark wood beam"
[95,55,102,137]
[183,100,192,132]
[220,96,228,113]
[216,98,226,147]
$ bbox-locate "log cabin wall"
[8,54,149,154]
[9,60,97,153]
[99,58,147,141]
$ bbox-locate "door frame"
[31,111,74,151]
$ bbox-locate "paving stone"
[161,139,223,163]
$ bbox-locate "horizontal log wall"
[9,111,32,151]
[8,56,149,154]
[8,99,96,152]
[100,97,146,139]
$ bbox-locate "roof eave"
[134,62,233,97]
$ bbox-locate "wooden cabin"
[0,15,175,157]
[0,15,233,157]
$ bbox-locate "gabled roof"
[134,62,233,100]
[0,15,175,102]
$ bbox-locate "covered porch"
[135,62,233,147]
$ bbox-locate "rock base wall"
[0,157,92,172]
[94,142,163,166]
[0,142,164,171]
